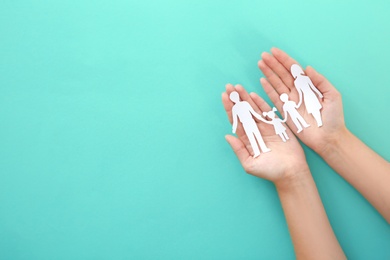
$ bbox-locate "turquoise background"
[0,1,389,259]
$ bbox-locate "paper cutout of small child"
[280,93,310,133]
[230,91,271,158]
[262,108,289,142]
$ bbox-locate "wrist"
[317,126,351,159]
[274,166,312,192]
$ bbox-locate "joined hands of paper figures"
[227,64,324,158]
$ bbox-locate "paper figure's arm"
[308,78,323,99]
[281,109,288,123]
[296,87,303,108]
[232,108,238,134]
[248,105,272,124]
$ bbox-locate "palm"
[294,82,344,153]
[223,84,308,182]
[258,48,345,154]
[246,134,306,181]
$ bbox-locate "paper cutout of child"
[280,93,310,133]
[262,107,289,142]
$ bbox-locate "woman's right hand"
[258,48,347,156]
[222,84,310,186]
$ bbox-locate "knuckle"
[335,90,342,99]
[243,162,254,173]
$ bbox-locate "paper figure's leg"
[246,131,261,158]
[291,116,303,133]
[253,129,271,153]
[278,134,286,142]
[312,111,323,127]
[283,131,289,140]
[297,114,310,128]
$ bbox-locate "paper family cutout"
[230,91,271,158]
[291,64,323,127]
[280,93,309,133]
[263,108,289,142]
[229,64,324,158]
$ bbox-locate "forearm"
[275,170,345,259]
[320,128,390,222]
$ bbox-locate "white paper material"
[280,93,310,133]
[225,64,325,157]
[263,107,289,142]
[291,64,324,127]
[230,91,271,158]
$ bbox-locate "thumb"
[306,65,336,95]
[225,135,251,164]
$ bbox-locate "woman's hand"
[223,82,347,258]
[258,48,347,156]
[222,84,310,185]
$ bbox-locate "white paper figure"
[262,108,289,142]
[291,64,324,127]
[230,91,271,158]
[280,93,310,133]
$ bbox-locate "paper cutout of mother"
[291,64,324,127]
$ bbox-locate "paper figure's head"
[291,64,304,79]
[229,91,240,103]
[263,107,277,118]
[280,93,289,102]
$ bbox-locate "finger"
[260,77,284,112]
[235,84,263,113]
[250,92,277,122]
[225,135,252,164]
[223,84,251,147]
[249,92,272,112]
[222,92,233,124]
[223,83,236,123]
[261,52,294,92]
[258,57,290,95]
[225,83,235,94]
[271,47,299,72]
[305,66,336,95]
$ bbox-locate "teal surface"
[0,1,389,259]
